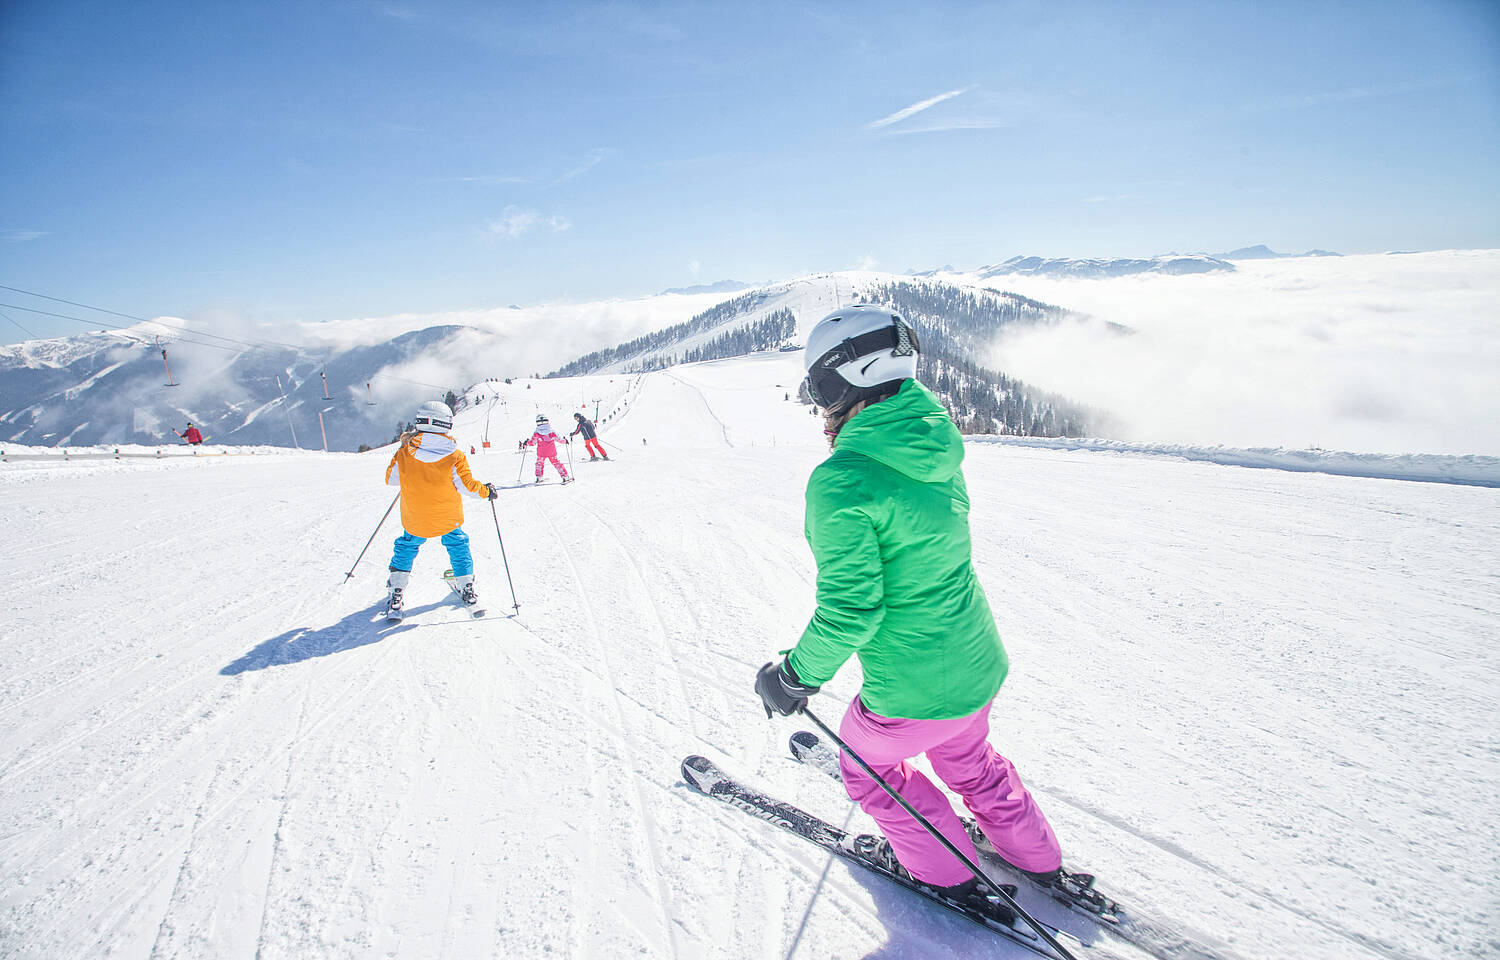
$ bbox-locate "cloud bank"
[487,206,572,239]
[978,250,1500,456]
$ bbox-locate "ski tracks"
[664,371,733,448]
[529,495,686,960]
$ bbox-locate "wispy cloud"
[881,117,1009,136]
[451,174,533,185]
[1245,74,1469,113]
[1,229,49,243]
[487,206,571,239]
[373,2,424,22]
[866,86,975,130]
[553,148,614,185]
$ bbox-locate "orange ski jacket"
[385,432,491,538]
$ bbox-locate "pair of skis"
[383,570,486,622]
[683,731,1240,960]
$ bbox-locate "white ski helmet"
[802,304,920,412]
[414,400,453,433]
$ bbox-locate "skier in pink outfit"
[525,415,573,484]
[756,306,1101,923]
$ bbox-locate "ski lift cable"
[0,307,39,340]
[0,300,262,354]
[0,283,310,354]
[0,301,340,374]
[0,302,157,346]
[0,300,454,395]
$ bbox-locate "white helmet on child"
[802,305,920,412]
[536,414,547,423]
[414,400,453,433]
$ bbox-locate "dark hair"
[821,380,904,449]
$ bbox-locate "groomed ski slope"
[1,353,1495,960]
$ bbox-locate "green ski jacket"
[786,379,1008,719]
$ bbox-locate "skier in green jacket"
[756,305,1064,912]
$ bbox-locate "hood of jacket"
[832,379,963,483]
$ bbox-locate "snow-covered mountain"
[976,254,1233,279]
[0,272,1109,450]
[0,323,499,451]
[657,279,755,296]
[1215,244,1342,260]
[548,276,1101,437]
[2,356,1493,959]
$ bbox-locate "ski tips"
[788,730,819,754]
[681,755,724,794]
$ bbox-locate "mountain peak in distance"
[659,279,754,296]
[1218,244,1342,260]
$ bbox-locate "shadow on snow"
[220,600,451,675]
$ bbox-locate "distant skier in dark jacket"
[571,413,608,460]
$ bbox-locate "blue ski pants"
[390,527,473,576]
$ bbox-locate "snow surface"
[966,436,1500,488]
[1,354,1495,960]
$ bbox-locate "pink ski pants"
[535,454,569,479]
[838,696,1061,886]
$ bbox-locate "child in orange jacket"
[383,401,497,618]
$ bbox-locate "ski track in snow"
[0,359,1496,960]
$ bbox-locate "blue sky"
[1,0,1496,342]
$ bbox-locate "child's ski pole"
[490,500,521,614]
[342,493,400,584]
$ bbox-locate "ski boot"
[448,572,485,617]
[851,835,1017,924]
[561,475,574,484]
[998,855,1117,919]
[534,476,543,484]
[933,877,1019,926]
[385,569,410,621]
[1042,867,1117,919]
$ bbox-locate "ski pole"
[565,436,574,471]
[801,707,1077,960]
[490,500,521,614]
[342,492,399,585]
[516,446,530,482]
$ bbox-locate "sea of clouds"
[976,250,1500,457]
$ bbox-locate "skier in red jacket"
[177,422,204,445]
[524,415,573,484]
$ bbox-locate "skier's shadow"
[220,600,447,675]
[847,868,1109,959]
[847,871,1013,959]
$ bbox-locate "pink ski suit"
[526,426,570,480]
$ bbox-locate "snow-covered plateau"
[1,354,1495,959]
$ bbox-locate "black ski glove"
[486,484,499,500]
[756,660,820,718]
